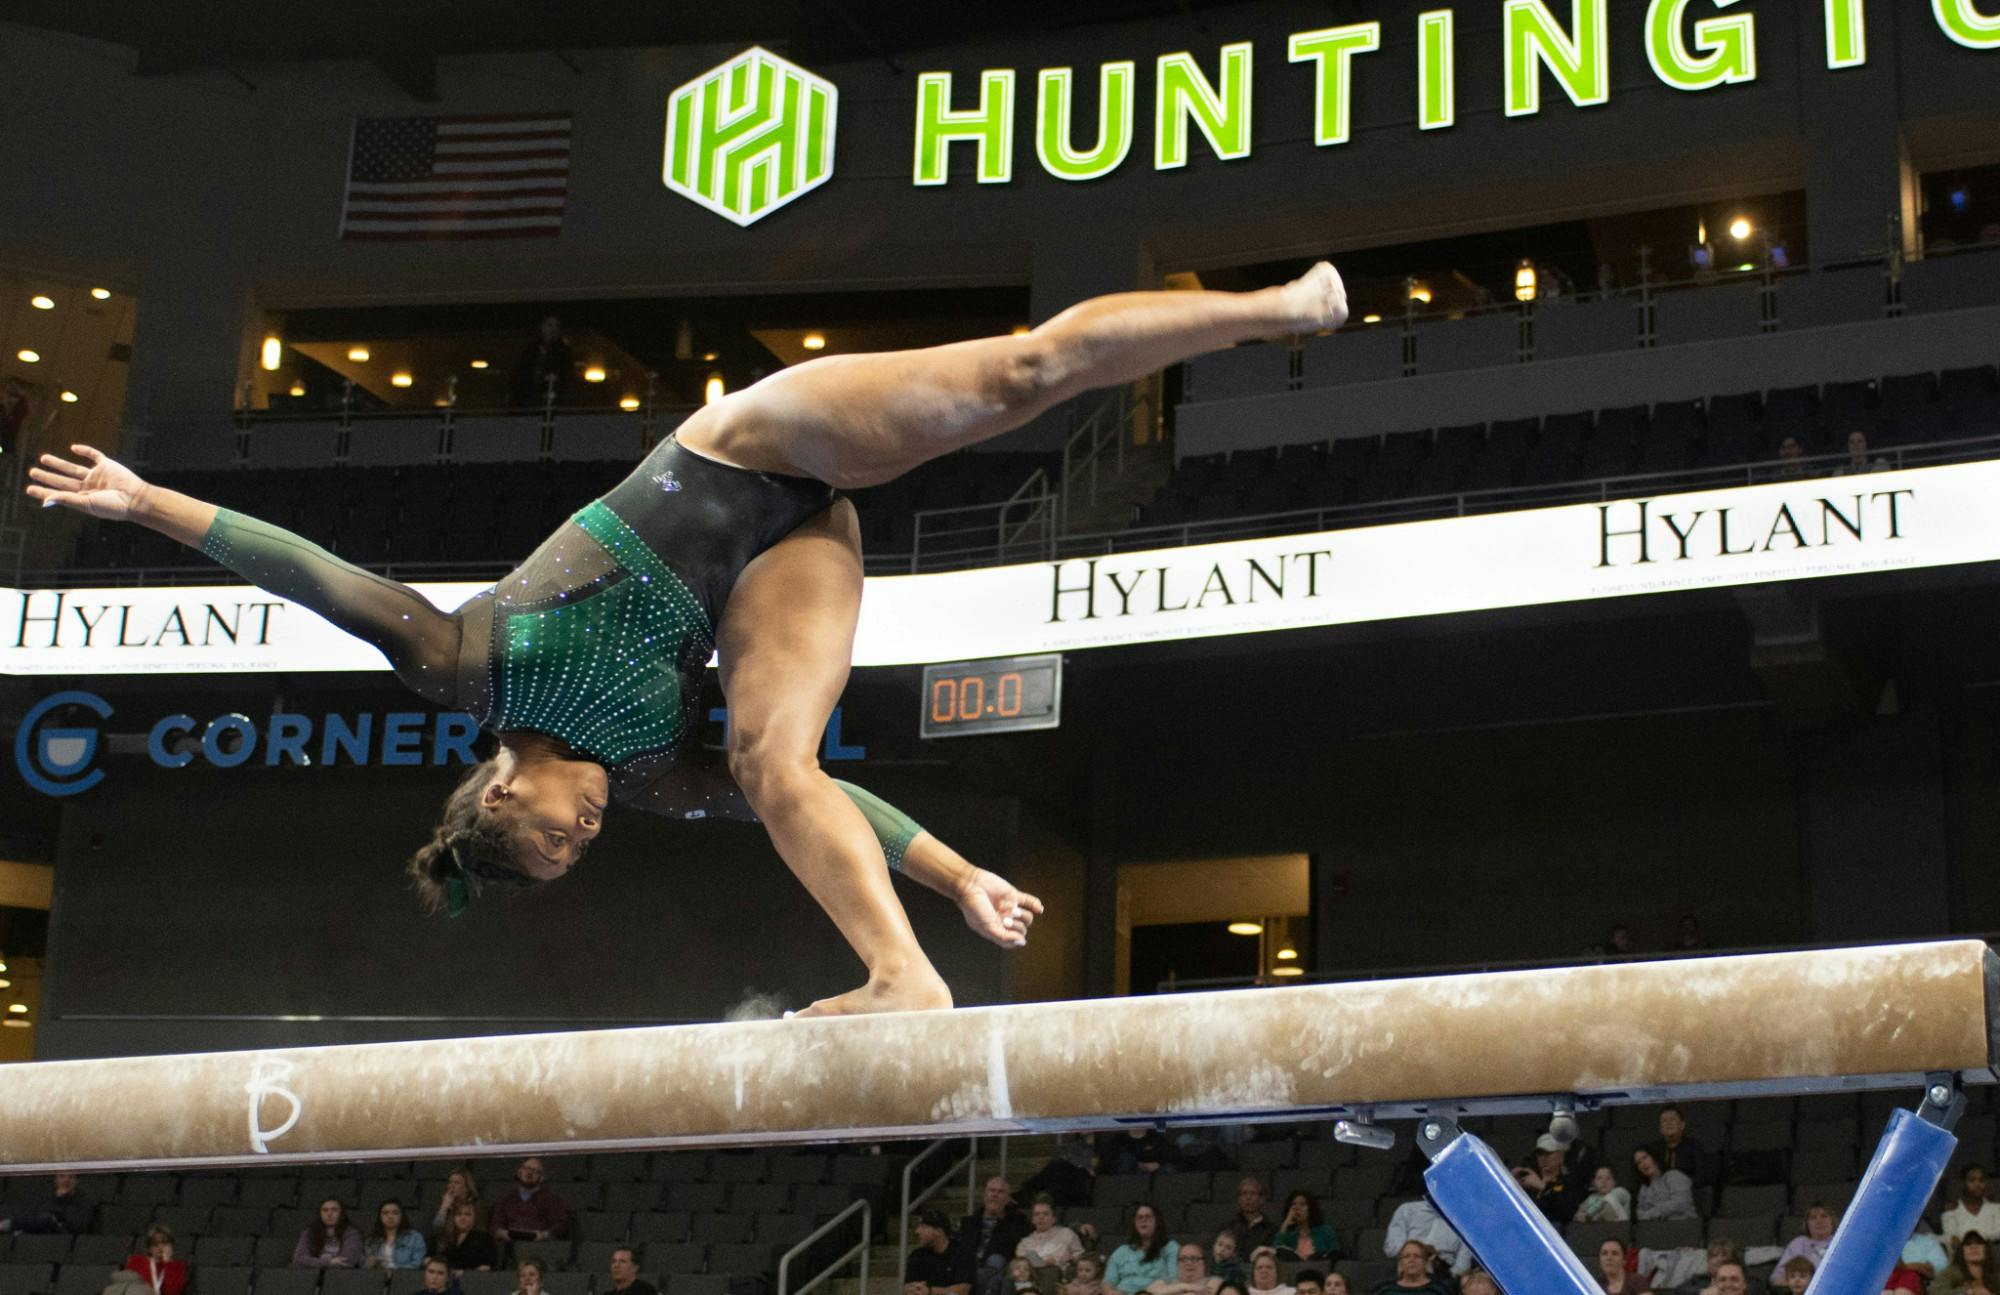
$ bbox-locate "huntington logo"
[663,47,838,227]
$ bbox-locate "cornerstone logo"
[663,47,838,227]
[14,690,112,797]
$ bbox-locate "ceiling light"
[1011,325,1032,337]
[618,395,641,411]
[1226,921,1264,936]
[0,960,8,973]
[0,978,10,989]
[701,351,719,363]
[347,346,371,363]
[1729,217,1753,241]
[582,365,607,383]
[30,295,54,310]
[1408,282,1432,304]
[288,381,306,398]
[390,371,413,388]
[704,374,726,405]
[1275,946,1298,961]
[469,359,489,370]
[261,336,283,371]
[801,333,826,351]
[6,1003,26,1014]
[90,288,111,301]
[433,396,451,408]
[59,390,79,403]
[2,1019,29,1029]
[1361,313,1382,324]
[1514,260,1538,303]
[1735,262,1757,273]
[16,349,39,364]
[1270,965,1305,978]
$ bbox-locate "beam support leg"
[1416,1117,1597,1295]
[1809,1076,1964,1295]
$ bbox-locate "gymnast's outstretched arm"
[27,444,462,705]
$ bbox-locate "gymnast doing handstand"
[28,263,1349,1016]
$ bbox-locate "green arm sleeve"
[200,508,461,704]
[831,779,924,872]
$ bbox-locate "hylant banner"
[3,460,1993,677]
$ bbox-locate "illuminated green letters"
[1288,24,1381,147]
[1504,0,1611,116]
[1645,0,1757,90]
[1934,0,2000,48]
[914,70,1017,185]
[1825,0,1868,66]
[1036,63,1136,180]
[1419,10,1458,129]
[1155,43,1255,168]
[662,47,837,227]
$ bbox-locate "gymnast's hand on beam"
[27,444,150,520]
[957,867,1043,950]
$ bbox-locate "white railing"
[909,471,1056,572]
[1058,382,1155,531]
[778,1198,872,1295]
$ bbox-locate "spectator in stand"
[294,1198,363,1268]
[432,1171,481,1233]
[1946,1167,2000,1251]
[1008,1257,1042,1295]
[1515,1133,1584,1227]
[1018,1195,1086,1270]
[5,1172,99,1234]
[1595,1238,1647,1293]
[1644,1106,1713,1190]
[1068,1255,1109,1295]
[1105,1129,1177,1176]
[1605,924,1636,956]
[1213,1280,1248,1295]
[1775,1204,1837,1272]
[1292,1270,1326,1295]
[1774,1258,1811,1295]
[1147,1243,1219,1295]
[1702,1261,1749,1295]
[1576,1166,1633,1223]
[1458,1273,1497,1295]
[1246,1248,1292,1295]
[907,1207,975,1295]
[1383,1199,1470,1276]
[1841,429,1891,475]
[488,1158,571,1247]
[605,1246,657,1295]
[364,1200,426,1269]
[1632,1148,1697,1221]
[1209,1230,1248,1284]
[1106,1205,1177,1293]
[422,1256,464,1295]
[1935,1231,1996,1295]
[1021,1136,1097,1209]
[1228,1179,1277,1253]
[1675,916,1710,951]
[123,1225,190,1295]
[1272,1192,1339,1262]
[512,1258,547,1295]
[960,1177,1033,1295]
[510,316,576,409]
[1373,1241,1451,1295]
[1773,436,1808,481]
[1670,1241,1747,1295]
[435,1200,499,1273]
[1904,1223,1951,1282]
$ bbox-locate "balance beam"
[1,941,1993,1170]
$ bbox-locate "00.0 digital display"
[919,654,1063,738]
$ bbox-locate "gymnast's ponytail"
[406,757,533,916]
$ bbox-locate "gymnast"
[27,263,1349,1015]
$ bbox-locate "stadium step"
[1061,438,1175,537]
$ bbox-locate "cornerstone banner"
[4,460,1993,677]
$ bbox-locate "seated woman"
[1774,1204,1838,1272]
[1246,1248,1292,1295]
[513,1257,549,1295]
[1932,1231,1993,1295]
[1575,1167,1633,1224]
[1372,1242,1451,1295]
[1592,1238,1648,1294]
[123,1225,189,1295]
[364,1199,428,1269]
[1017,1196,1086,1271]
[293,1199,363,1268]
[1104,1206,1177,1294]
[433,1200,499,1273]
[431,1172,481,1234]
[1631,1149,1697,1222]
[1272,1193,1340,1263]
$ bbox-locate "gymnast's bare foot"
[1277,260,1349,334]
[793,968,954,1017]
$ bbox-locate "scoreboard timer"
[919,654,1063,738]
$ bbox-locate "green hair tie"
[444,864,473,919]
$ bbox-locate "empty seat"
[654,1156,711,1185]
[1633,1218,1703,1250]
[645,1243,707,1275]
[195,1269,255,1295]
[543,1276,589,1295]
[1566,1221,1631,1258]
[194,1237,257,1267]
[768,1157,830,1186]
[8,1237,73,1265]
[456,1273,515,1295]
[630,1214,692,1245]
[0,1265,58,1295]
[321,1269,389,1295]
[119,1179,180,1208]
[72,1237,136,1268]
[56,1266,122,1295]
[664,1184,726,1215]
[1708,1215,1779,1247]
[208,1208,272,1237]
[757,1217,812,1249]
[576,1211,632,1242]
[602,1184,663,1215]
[256,1238,299,1268]
[728,1185,789,1215]
[706,1243,772,1275]
[181,1181,240,1210]
[666,1277,730,1295]
[690,1216,751,1246]
[575,1242,633,1274]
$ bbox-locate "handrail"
[909,475,1056,572]
[1059,383,1152,531]
[898,1136,978,1279]
[778,1197,871,1295]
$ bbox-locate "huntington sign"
[662,47,837,227]
[660,1,1996,224]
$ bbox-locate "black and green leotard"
[197,435,922,861]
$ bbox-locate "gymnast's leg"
[681,262,1347,487]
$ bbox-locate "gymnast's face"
[484,758,608,880]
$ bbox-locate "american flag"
[340,113,571,241]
